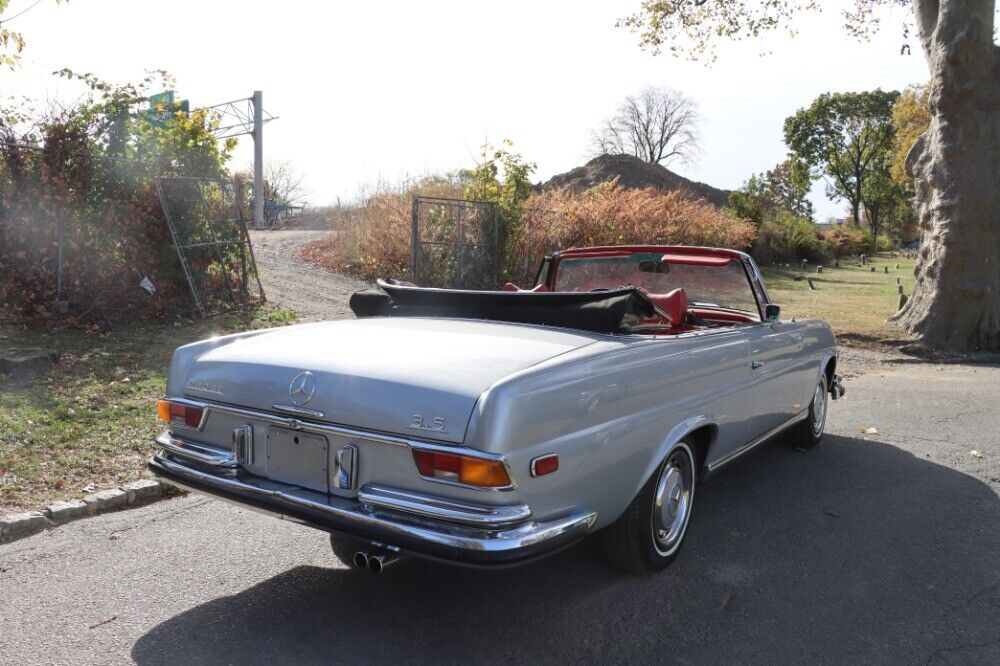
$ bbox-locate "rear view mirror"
[638,260,667,274]
[764,304,781,322]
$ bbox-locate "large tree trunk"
[892,0,1000,352]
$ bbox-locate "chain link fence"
[156,176,265,316]
[410,196,500,290]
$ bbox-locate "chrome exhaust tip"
[368,554,398,574]
[352,551,370,569]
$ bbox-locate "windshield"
[554,252,761,317]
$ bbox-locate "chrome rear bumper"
[148,447,596,568]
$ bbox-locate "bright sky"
[4,0,928,220]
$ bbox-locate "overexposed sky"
[4,0,927,219]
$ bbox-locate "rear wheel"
[602,442,696,574]
[790,373,829,448]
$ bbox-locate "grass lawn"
[761,252,918,342]
[0,306,298,513]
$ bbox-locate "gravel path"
[247,229,369,322]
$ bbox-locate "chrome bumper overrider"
[149,446,596,567]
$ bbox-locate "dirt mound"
[539,154,732,208]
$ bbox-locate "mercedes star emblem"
[288,371,316,406]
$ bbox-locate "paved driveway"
[2,354,998,665]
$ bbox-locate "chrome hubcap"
[653,448,693,555]
[812,379,828,436]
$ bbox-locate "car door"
[745,319,805,438]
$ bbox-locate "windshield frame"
[544,246,768,321]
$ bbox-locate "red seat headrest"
[643,288,688,326]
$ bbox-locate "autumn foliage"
[0,72,234,323]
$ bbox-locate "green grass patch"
[0,306,299,513]
[761,253,918,341]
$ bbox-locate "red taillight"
[412,449,511,488]
[530,454,559,477]
[156,399,204,429]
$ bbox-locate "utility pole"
[252,90,265,229]
[203,92,276,228]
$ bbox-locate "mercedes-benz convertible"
[149,245,844,573]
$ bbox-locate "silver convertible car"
[150,245,844,573]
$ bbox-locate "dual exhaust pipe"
[353,549,400,574]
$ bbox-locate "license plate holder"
[265,426,328,493]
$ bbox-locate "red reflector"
[530,454,559,477]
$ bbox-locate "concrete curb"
[0,479,170,546]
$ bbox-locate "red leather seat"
[642,288,688,327]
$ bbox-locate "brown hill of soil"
[539,154,732,209]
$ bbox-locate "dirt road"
[248,229,368,322]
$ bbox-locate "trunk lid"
[182,317,599,444]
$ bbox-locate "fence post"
[493,204,500,289]
[410,196,419,284]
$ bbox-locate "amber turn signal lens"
[156,399,204,429]
[412,449,511,488]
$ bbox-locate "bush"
[299,177,464,282]
[301,179,757,287]
[751,211,829,265]
[510,182,756,285]
[0,72,235,322]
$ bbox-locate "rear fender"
[628,414,716,505]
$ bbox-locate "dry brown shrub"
[509,181,755,284]
[301,179,755,286]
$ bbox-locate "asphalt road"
[2,351,999,665]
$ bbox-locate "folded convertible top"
[349,279,657,334]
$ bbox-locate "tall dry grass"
[300,180,755,286]
[509,182,755,283]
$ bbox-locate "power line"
[0,0,44,25]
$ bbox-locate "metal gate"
[156,176,265,316]
[410,196,500,290]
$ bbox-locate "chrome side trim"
[149,453,596,567]
[155,432,237,473]
[358,484,531,526]
[706,410,809,472]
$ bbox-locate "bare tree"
[263,160,306,211]
[591,87,701,166]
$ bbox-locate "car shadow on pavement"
[132,435,1000,664]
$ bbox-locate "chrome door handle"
[751,360,766,370]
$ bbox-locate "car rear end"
[148,318,600,567]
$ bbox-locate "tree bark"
[891,0,1000,352]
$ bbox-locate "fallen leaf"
[720,593,734,612]
[860,427,879,435]
[970,450,983,459]
[825,510,841,518]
